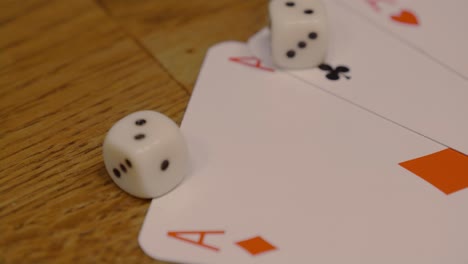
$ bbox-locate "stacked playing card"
[139,0,468,263]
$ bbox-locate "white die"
[269,0,328,69]
[102,110,188,198]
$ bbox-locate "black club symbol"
[319,64,351,81]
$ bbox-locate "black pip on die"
[103,111,189,198]
[269,0,328,69]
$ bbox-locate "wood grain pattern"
[0,0,268,263]
[0,0,186,263]
[98,0,269,91]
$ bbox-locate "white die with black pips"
[102,110,188,199]
[269,0,328,69]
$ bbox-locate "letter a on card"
[167,231,225,251]
[229,57,274,72]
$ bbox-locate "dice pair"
[103,111,188,198]
[270,0,328,69]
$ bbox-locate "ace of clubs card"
[248,0,468,155]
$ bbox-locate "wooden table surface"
[1,1,267,263]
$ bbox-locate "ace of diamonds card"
[138,42,468,264]
[139,0,468,263]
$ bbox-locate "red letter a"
[167,230,225,251]
[229,57,274,72]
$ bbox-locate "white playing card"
[247,0,468,155]
[139,42,468,264]
[337,0,468,79]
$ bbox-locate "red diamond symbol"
[400,148,468,195]
[235,236,277,256]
